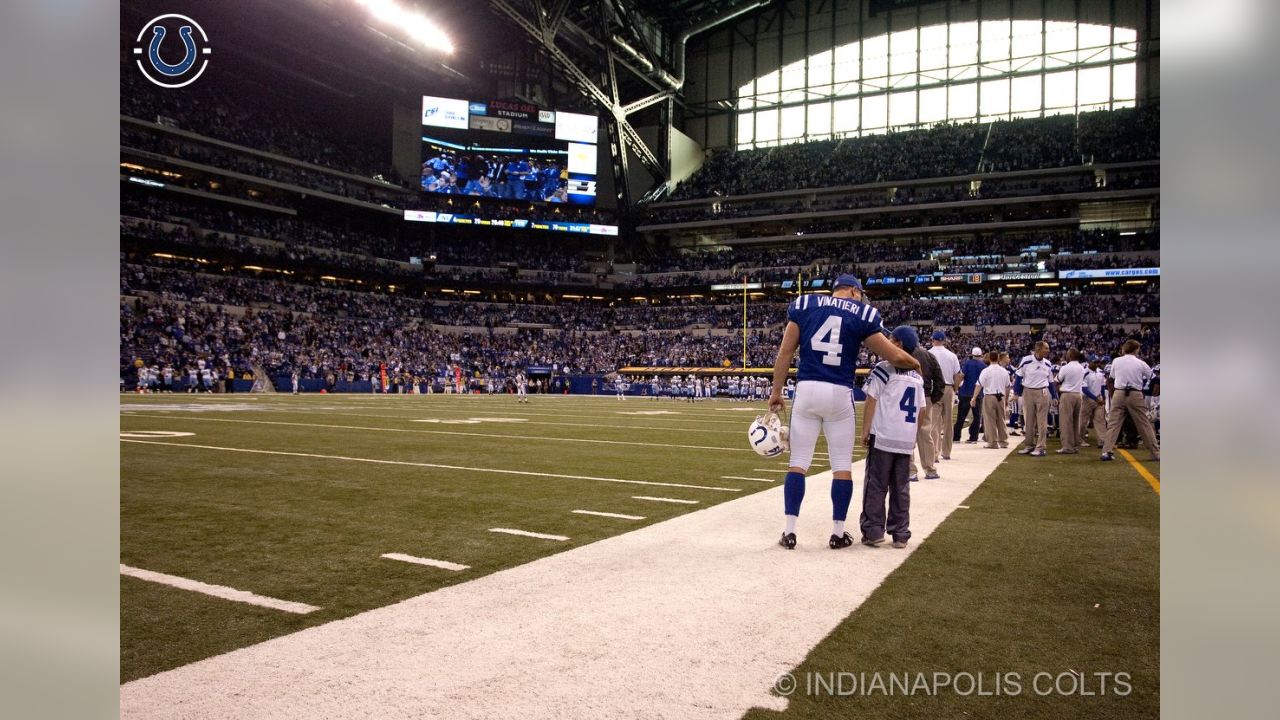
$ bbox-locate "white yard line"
[720,476,777,483]
[488,528,570,541]
[121,415,748,452]
[119,564,319,615]
[121,442,1016,719]
[379,554,469,572]
[571,510,646,521]
[119,439,743,493]
[631,496,699,505]
[127,409,746,435]
[750,468,790,473]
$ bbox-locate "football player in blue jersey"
[768,274,920,550]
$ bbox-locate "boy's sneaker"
[925,471,941,479]
[860,535,885,547]
[892,539,908,549]
[1017,447,1032,455]
[908,475,918,482]
[829,532,855,549]
[778,532,797,549]
[1030,449,1046,457]
[1100,452,1115,461]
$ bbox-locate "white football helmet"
[748,413,788,457]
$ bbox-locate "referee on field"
[1014,341,1053,457]
[1100,340,1161,462]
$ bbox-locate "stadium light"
[353,0,454,54]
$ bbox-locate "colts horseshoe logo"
[133,14,211,88]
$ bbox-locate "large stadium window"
[807,102,832,138]
[735,19,1141,149]
[780,105,805,141]
[833,98,859,134]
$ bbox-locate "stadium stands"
[121,83,1158,391]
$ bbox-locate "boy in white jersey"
[516,371,529,403]
[859,326,926,548]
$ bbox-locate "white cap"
[971,347,983,356]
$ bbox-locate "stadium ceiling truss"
[487,0,769,211]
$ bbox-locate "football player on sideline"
[768,275,920,550]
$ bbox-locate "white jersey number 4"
[811,316,844,366]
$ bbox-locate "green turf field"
[120,392,834,681]
[747,433,1160,720]
[121,392,1158,720]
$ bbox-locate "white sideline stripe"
[119,442,1016,720]
[632,496,699,505]
[380,554,469,572]
[720,475,776,483]
[122,414,748,452]
[489,528,569,541]
[119,439,743,493]
[572,510,646,520]
[119,564,319,614]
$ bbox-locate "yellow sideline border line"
[1117,448,1161,495]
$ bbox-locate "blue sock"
[784,471,806,517]
[830,479,854,522]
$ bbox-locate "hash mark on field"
[751,468,790,473]
[119,564,319,614]
[631,496,699,505]
[957,505,970,509]
[489,528,569,541]
[380,553,469,571]
[720,475,776,483]
[572,510,646,520]
[119,439,743,492]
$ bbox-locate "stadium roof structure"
[628,0,772,29]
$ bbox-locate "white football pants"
[788,380,856,473]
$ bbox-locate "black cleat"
[829,532,855,549]
[778,532,797,550]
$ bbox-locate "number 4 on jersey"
[810,316,844,366]
[899,386,918,423]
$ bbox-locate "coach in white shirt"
[975,351,1010,449]
[1055,349,1087,454]
[1015,341,1054,456]
[1100,340,1161,461]
[928,330,962,461]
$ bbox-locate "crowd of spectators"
[634,229,1158,275]
[124,254,1157,340]
[121,72,397,182]
[122,127,408,204]
[641,165,1159,227]
[666,106,1158,202]
[122,195,595,273]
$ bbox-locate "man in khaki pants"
[1014,341,1053,457]
[976,351,1010,448]
[1055,348,1087,454]
[1079,357,1107,446]
[907,338,945,480]
[1101,340,1161,461]
[928,330,962,462]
